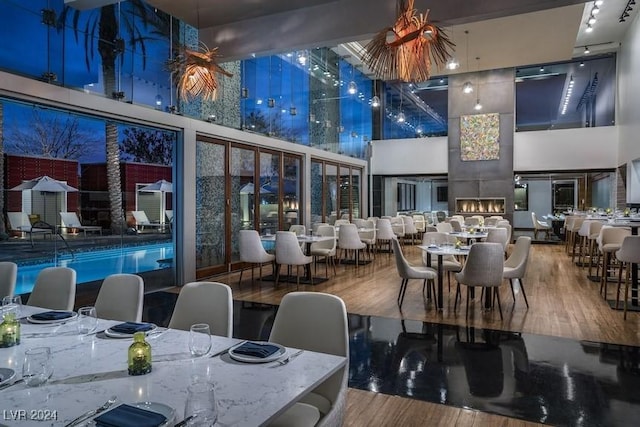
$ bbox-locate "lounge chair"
[7,212,53,246]
[59,212,103,237]
[131,210,167,232]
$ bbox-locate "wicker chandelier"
[362,0,454,82]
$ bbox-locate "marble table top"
[0,306,346,426]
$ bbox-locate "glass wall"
[309,159,362,224]
[515,54,616,131]
[1,97,176,294]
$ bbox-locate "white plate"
[0,368,16,387]
[26,311,77,324]
[92,401,175,426]
[104,323,158,339]
[229,341,286,363]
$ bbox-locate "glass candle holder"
[128,331,152,376]
[0,306,20,348]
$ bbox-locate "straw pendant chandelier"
[362,0,454,82]
[168,42,233,102]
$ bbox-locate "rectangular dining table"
[0,306,346,426]
[261,234,335,282]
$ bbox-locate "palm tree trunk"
[99,5,123,234]
[0,101,5,235]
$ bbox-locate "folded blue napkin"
[30,311,73,321]
[110,322,154,334]
[232,341,281,358]
[94,404,166,427]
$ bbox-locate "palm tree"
[61,2,169,234]
[0,100,6,237]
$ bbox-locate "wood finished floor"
[200,240,640,426]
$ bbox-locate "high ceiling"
[140,0,635,71]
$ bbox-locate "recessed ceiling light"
[592,5,600,14]
[580,62,585,67]
[586,24,594,32]
[588,16,597,25]
[584,46,590,54]
[595,0,603,6]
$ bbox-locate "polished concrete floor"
[143,292,640,427]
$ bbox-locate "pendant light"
[462,30,473,94]
[371,78,380,108]
[474,57,482,111]
[347,59,358,95]
[397,86,406,123]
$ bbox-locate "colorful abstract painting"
[460,113,500,161]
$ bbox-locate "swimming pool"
[15,243,174,295]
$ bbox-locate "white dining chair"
[310,225,337,277]
[615,236,640,319]
[455,243,505,320]
[421,232,462,291]
[486,227,509,254]
[268,292,348,427]
[275,231,313,288]
[337,223,367,267]
[27,267,76,311]
[238,230,275,286]
[392,237,437,308]
[531,211,552,240]
[168,281,233,337]
[503,236,532,308]
[0,261,18,299]
[94,274,144,322]
[376,218,395,255]
[435,222,453,234]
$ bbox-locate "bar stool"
[600,227,631,299]
[563,216,575,254]
[568,217,585,260]
[615,236,640,319]
[587,221,604,278]
[575,220,594,266]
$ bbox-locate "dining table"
[418,244,471,310]
[0,305,346,426]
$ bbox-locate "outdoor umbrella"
[139,179,173,224]
[10,175,78,225]
[239,182,273,194]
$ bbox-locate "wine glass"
[22,347,53,387]
[189,324,212,357]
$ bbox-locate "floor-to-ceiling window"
[309,159,362,224]
[2,97,177,294]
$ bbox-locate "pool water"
[15,243,174,295]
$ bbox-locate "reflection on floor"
[143,292,640,426]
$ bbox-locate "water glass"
[76,306,98,334]
[189,324,212,357]
[184,382,218,426]
[2,295,22,318]
[22,347,53,387]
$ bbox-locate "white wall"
[618,11,640,165]
[371,126,619,176]
[513,126,618,171]
[370,137,448,175]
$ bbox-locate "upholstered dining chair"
[311,222,329,234]
[401,215,419,244]
[421,232,462,291]
[358,219,377,257]
[238,230,276,286]
[390,217,405,241]
[486,227,509,254]
[376,218,395,255]
[455,243,505,320]
[268,292,348,427]
[0,261,18,299]
[436,222,453,234]
[289,224,306,236]
[392,237,437,309]
[449,219,463,232]
[168,281,233,337]
[337,223,367,267]
[275,231,313,288]
[333,219,350,228]
[94,274,144,322]
[27,266,76,311]
[310,225,337,277]
[503,236,532,308]
[531,212,552,240]
[615,236,640,319]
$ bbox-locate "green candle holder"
[128,332,152,376]
[0,309,20,348]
